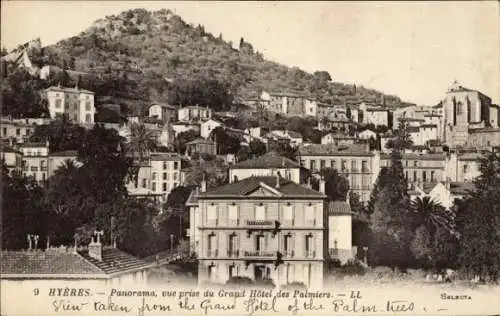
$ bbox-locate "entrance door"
[254,265,266,281]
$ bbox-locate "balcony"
[227,219,240,226]
[244,251,275,258]
[246,220,274,226]
[281,219,294,227]
[361,168,370,173]
[282,250,295,258]
[227,250,239,257]
[207,249,218,258]
[206,219,218,227]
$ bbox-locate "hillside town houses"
[1,76,499,287]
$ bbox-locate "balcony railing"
[40,167,48,171]
[227,219,239,226]
[281,219,294,227]
[244,251,275,257]
[227,250,239,257]
[304,219,316,227]
[207,249,218,257]
[304,250,316,258]
[246,220,274,226]
[361,168,370,173]
[283,250,295,258]
[206,219,218,227]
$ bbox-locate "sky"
[2,1,499,105]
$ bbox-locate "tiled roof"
[78,247,150,276]
[186,187,199,206]
[186,138,215,145]
[299,144,372,157]
[199,176,326,199]
[327,201,352,215]
[50,150,78,157]
[0,250,104,279]
[449,182,475,195]
[231,151,300,169]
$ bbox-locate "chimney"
[275,172,280,189]
[201,173,207,193]
[88,231,104,261]
[319,177,326,194]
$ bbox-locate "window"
[85,114,91,123]
[152,183,156,191]
[27,150,32,156]
[283,205,293,221]
[331,160,337,170]
[431,171,435,182]
[423,171,427,182]
[174,162,179,169]
[305,203,315,225]
[64,100,69,110]
[341,159,347,172]
[229,265,237,278]
[255,234,265,252]
[163,162,167,170]
[310,160,316,172]
[152,172,157,180]
[228,234,238,254]
[142,179,147,188]
[2,127,6,135]
[463,164,468,175]
[255,204,266,220]
[320,160,325,170]
[207,205,217,222]
[163,172,168,180]
[414,161,418,167]
[362,160,368,172]
[208,265,215,281]
[352,160,357,171]
[284,234,292,253]
[228,204,238,223]
[85,102,91,111]
[413,171,417,181]
[55,99,62,108]
[16,129,20,136]
[173,173,178,181]
[305,234,314,255]
[405,171,409,180]
[162,183,167,192]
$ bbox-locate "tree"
[30,116,86,152]
[455,152,500,282]
[409,196,454,233]
[317,168,350,201]
[129,123,156,162]
[210,127,241,155]
[175,130,200,154]
[368,139,414,270]
[249,139,267,157]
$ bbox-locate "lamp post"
[170,234,175,256]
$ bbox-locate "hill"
[18,9,416,114]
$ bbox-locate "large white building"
[45,85,95,125]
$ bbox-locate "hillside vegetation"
[15,9,415,115]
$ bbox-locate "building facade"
[195,176,327,288]
[20,142,49,182]
[177,106,212,122]
[298,144,381,202]
[45,85,96,125]
[148,103,177,123]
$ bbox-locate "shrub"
[280,282,307,290]
[255,278,276,288]
[226,276,254,285]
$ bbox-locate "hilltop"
[16,9,416,112]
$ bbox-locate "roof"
[50,150,78,157]
[231,151,300,169]
[0,145,21,154]
[150,103,176,110]
[199,176,326,199]
[0,250,104,279]
[380,153,446,161]
[77,247,150,276]
[458,152,483,161]
[323,133,356,140]
[449,182,475,195]
[150,152,182,161]
[420,124,438,128]
[268,91,308,98]
[180,105,211,110]
[468,127,500,133]
[45,85,94,95]
[20,142,47,148]
[298,143,372,157]
[286,131,303,138]
[186,138,216,145]
[327,201,352,215]
[186,188,199,206]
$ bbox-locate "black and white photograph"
[1,1,499,315]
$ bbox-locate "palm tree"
[410,196,455,234]
[129,123,155,162]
